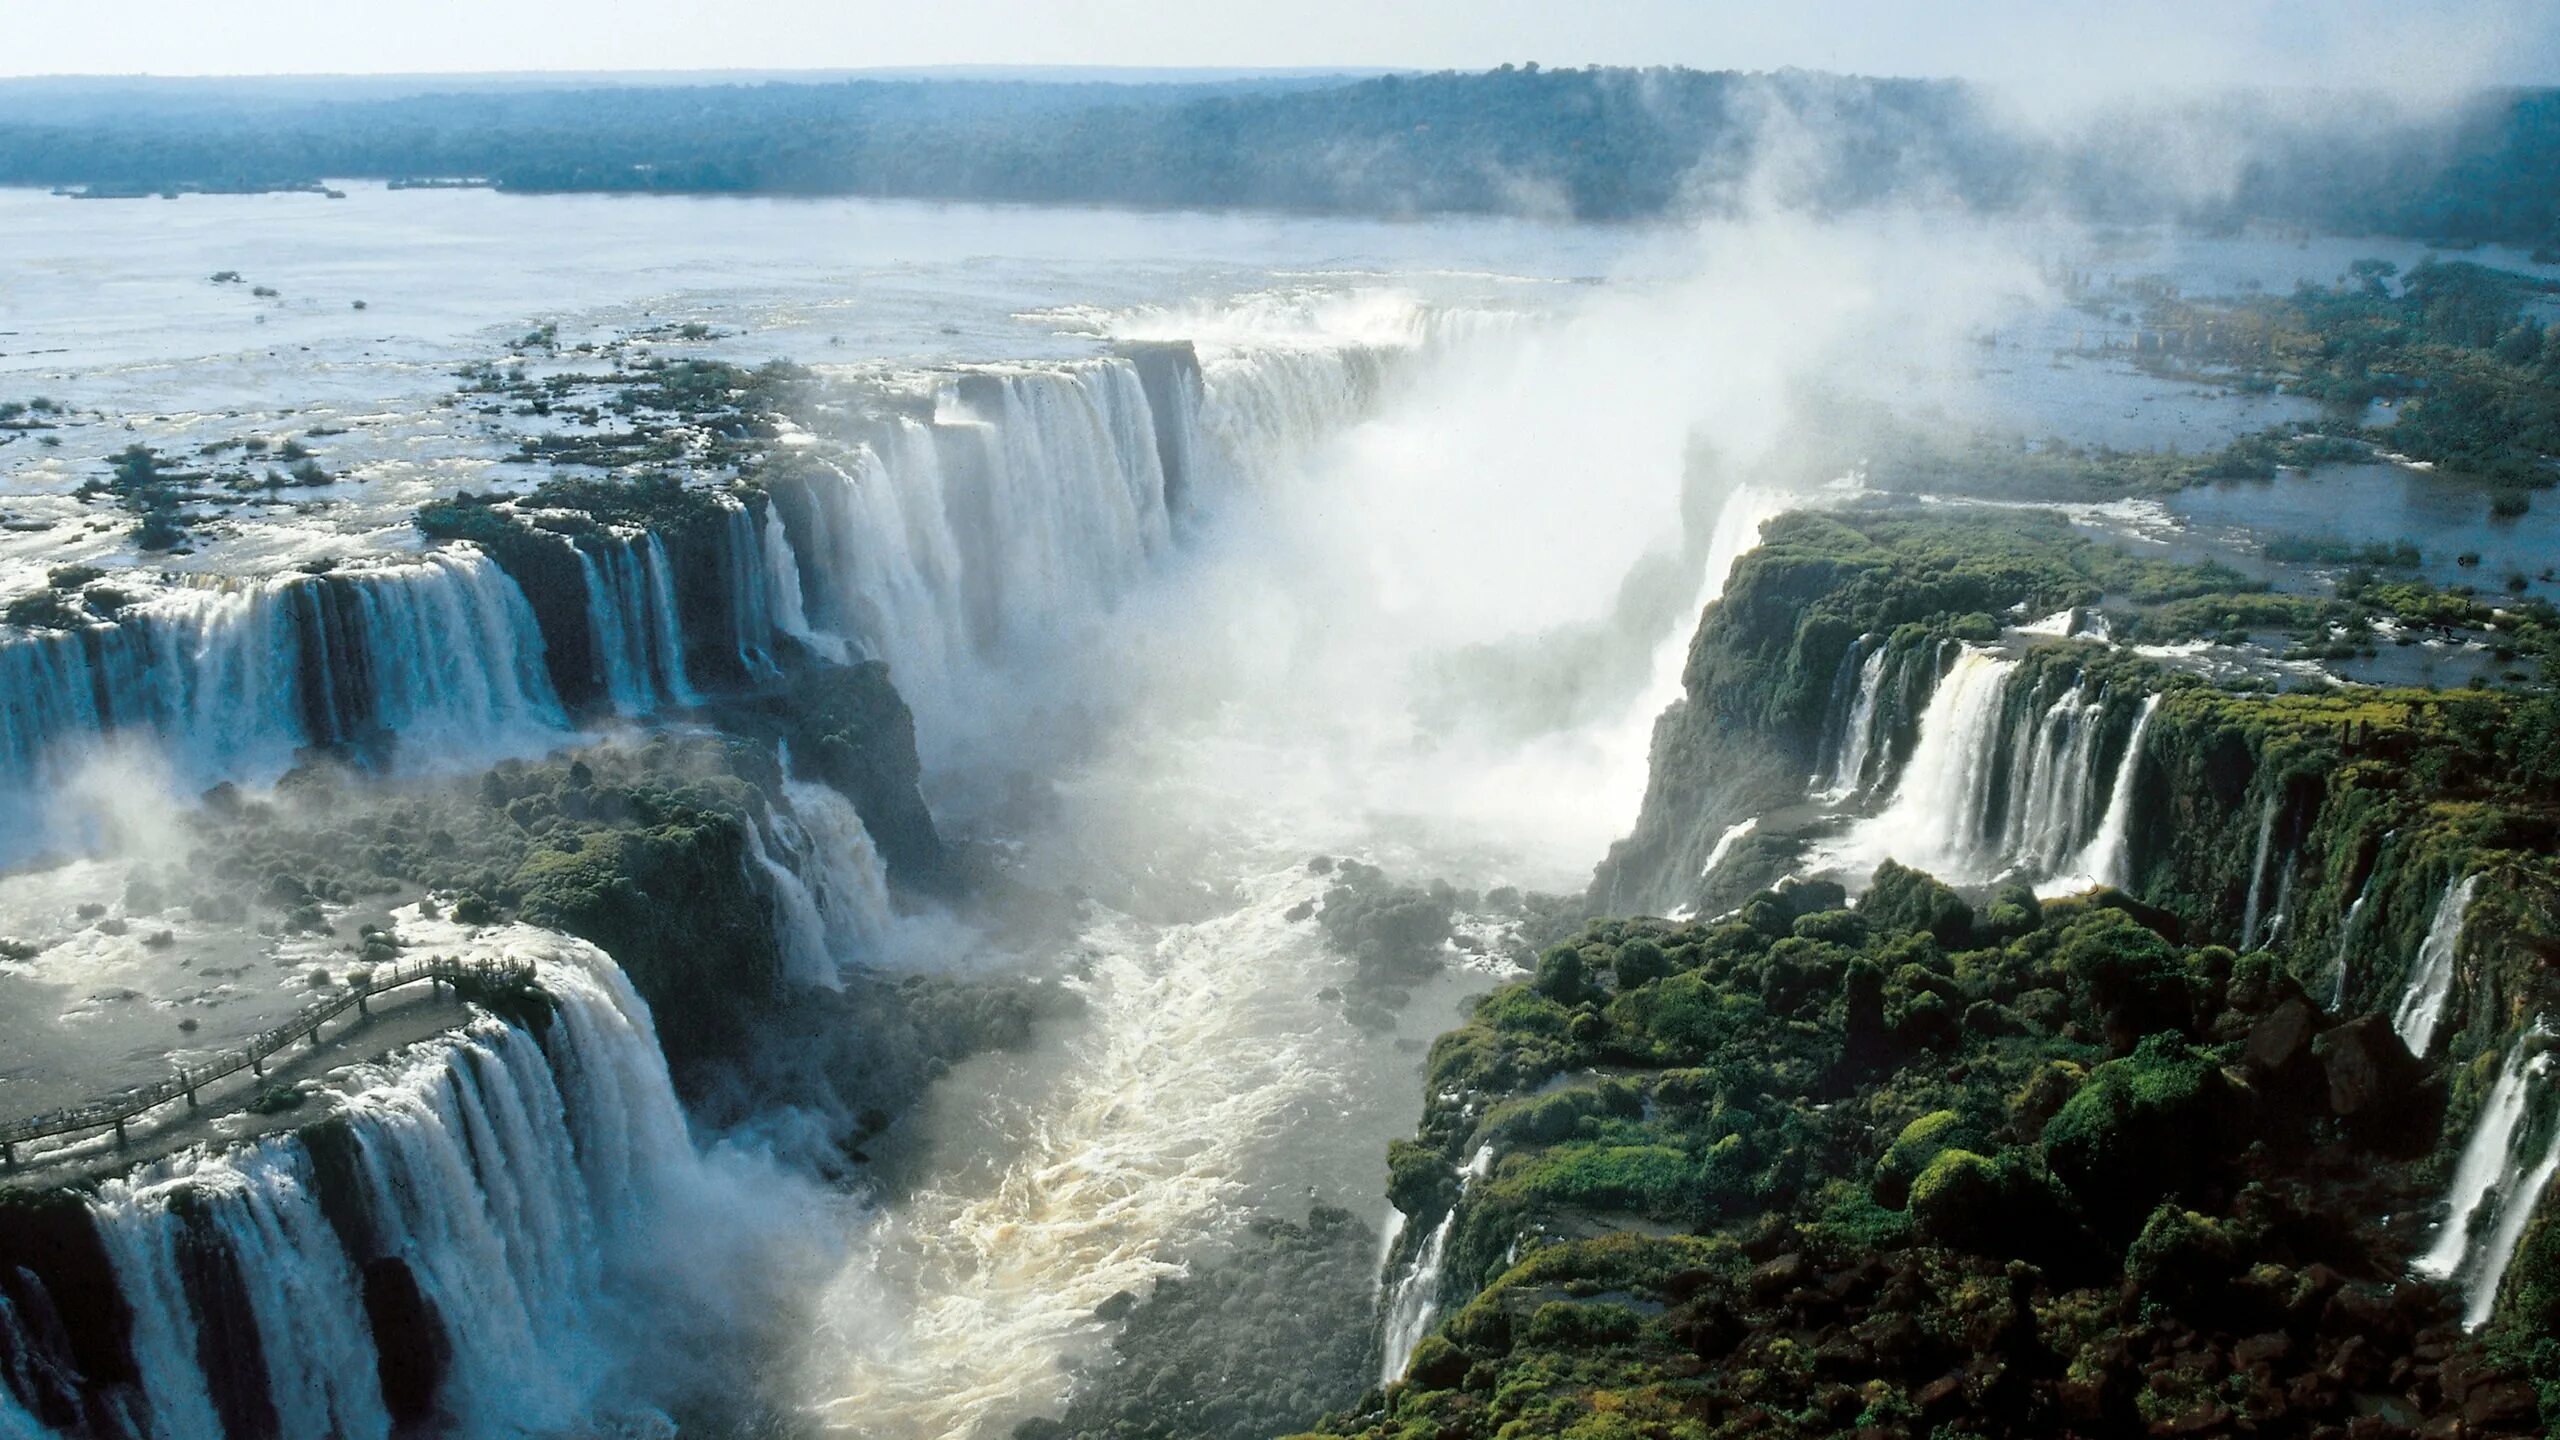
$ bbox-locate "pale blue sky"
[8,0,2556,96]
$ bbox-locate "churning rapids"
[1,187,2495,1438]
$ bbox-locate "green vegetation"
[1308,873,2545,1439]
[2135,258,2560,488]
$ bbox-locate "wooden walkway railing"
[1,954,536,1166]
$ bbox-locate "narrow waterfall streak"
[1701,817,1759,883]
[723,500,780,679]
[762,502,846,664]
[639,534,701,708]
[1820,644,1889,802]
[1625,484,1793,736]
[1378,1146,1495,1387]
[1369,1208,1409,1301]
[2265,860,2298,949]
[2415,1026,2560,1327]
[2045,692,2160,896]
[2240,793,2282,949]
[2329,886,2373,1011]
[2394,874,2484,1058]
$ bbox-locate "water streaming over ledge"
[0,931,771,1438]
[1378,1145,1496,1387]
[2393,874,2483,1060]
[2416,1024,2560,1329]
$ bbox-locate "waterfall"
[0,551,564,859]
[576,541,655,715]
[769,344,1378,739]
[1819,643,1890,802]
[345,551,565,757]
[2048,692,2159,895]
[746,815,839,990]
[2415,1025,2560,1328]
[638,535,700,708]
[944,364,1175,645]
[1701,817,1759,883]
[1843,647,2018,883]
[759,499,844,664]
[742,775,899,990]
[2329,887,2373,1010]
[1378,1145,1494,1386]
[2394,874,2484,1059]
[10,933,742,1439]
[721,500,780,681]
[1993,683,2108,878]
[1186,344,1395,496]
[574,533,701,715]
[779,778,897,963]
[2325,835,2396,1010]
[2240,793,2282,949]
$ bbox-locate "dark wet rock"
[2316,1016,2420,1119]
[2245,996,2318,1078]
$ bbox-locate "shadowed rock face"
[0,1189,134,1432]
[360,1257,448,1427]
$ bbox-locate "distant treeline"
[4,66,2555,245]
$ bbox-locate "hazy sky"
[10,0,2558,95]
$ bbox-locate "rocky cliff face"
[1347,503,2560,1440]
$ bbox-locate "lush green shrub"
[2041,1035,2227,1236]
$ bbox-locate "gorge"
[2,134,2560,1440]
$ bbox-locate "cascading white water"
[2415,1025,2560,1328]
[1994,684,2108,879]
[1701,817,1760,883]
[760,500,844,664]
[2240,793,2282,950]
[2325,833,2396,1010]
[577,542,657,715]
[743,779,898,989]
[1819,643,1890,802]
[1840,647,2018,883]
[771,342,1404,747]
[721,500,780,681]
[45,931,754,1440]
[2394,874,2484,1059]
[747,816,841,990]
[2045,691,2159,896]
[1378,1145,1495,1387]
[639,535,701,708]
[2329,887,2372,1010]
[0,550,564,860]
[344,550,565,756]
[577,532,702,714]
[940,365,1175,650]
[1186,346,1394,495]
[779,778,897,963]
